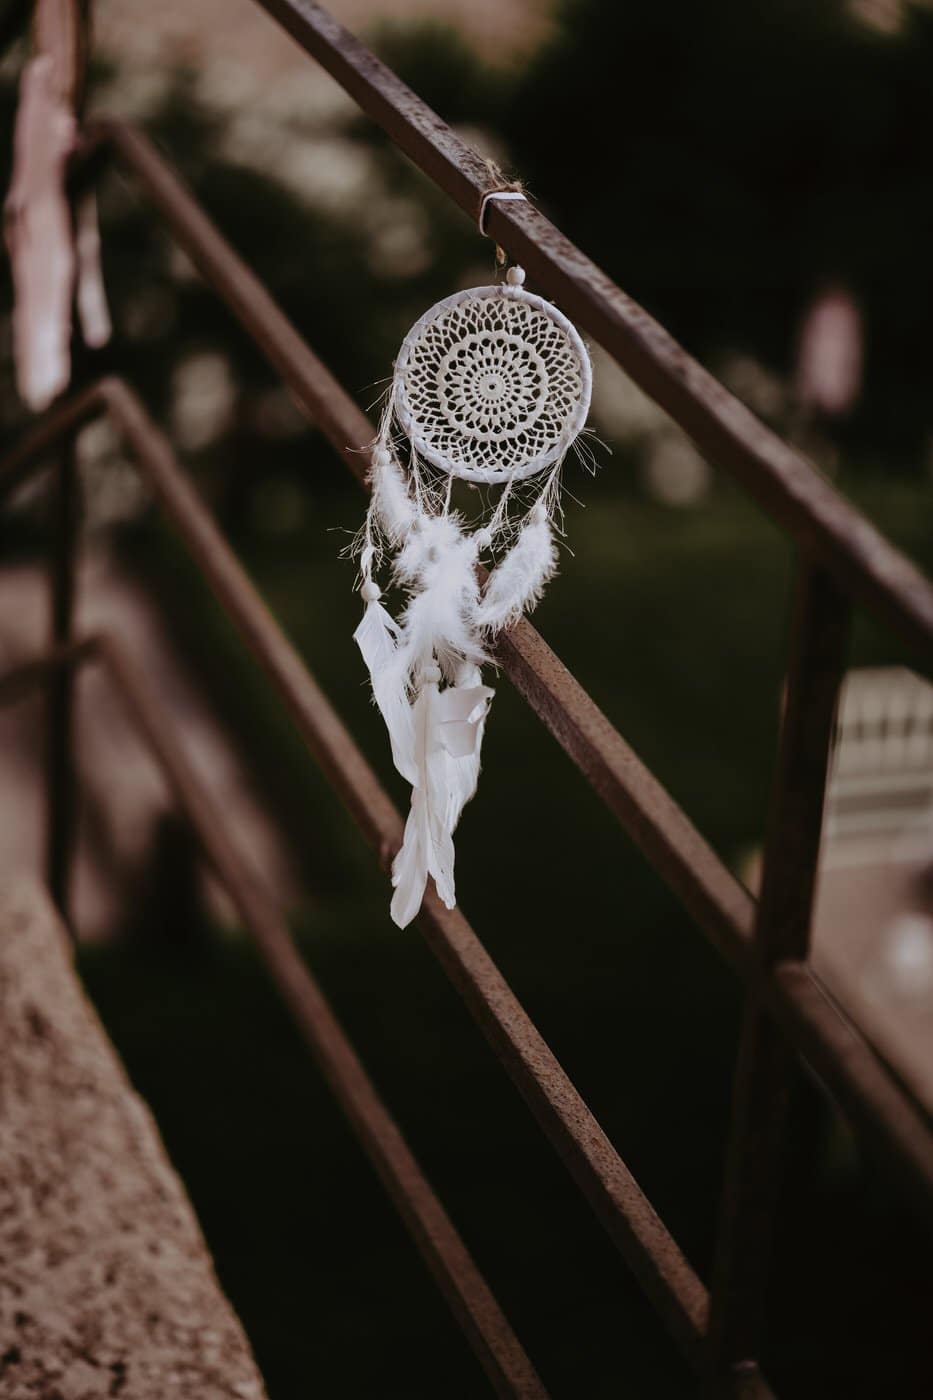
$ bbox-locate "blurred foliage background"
[1,0,933,1395]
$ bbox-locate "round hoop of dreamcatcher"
[393,281,592,485]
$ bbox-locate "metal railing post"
[45,431,80,915]
[3,1,933,1370]
[43,0,92,922]
[706,561,850,1391]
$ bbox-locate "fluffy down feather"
[395,517,486,677]
[476,510,557,633]
[371,449,416,544]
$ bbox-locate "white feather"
[395,518,486,676]
[390,798,428,928]
[353,598,416,785]
[424,701,457,906]
[438,663,492,834]
[371,450,416,543]
[476,511,557,633]
[391,682,455,925]
[435,680,494,759]
[388,666,493,928]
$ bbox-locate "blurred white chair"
[813,667,933,1113]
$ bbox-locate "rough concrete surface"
[0,879,268,1400]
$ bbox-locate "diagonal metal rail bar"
[5,2,931,1389]
[0,382,712,1369]
[0,637,97,708]
[5,379,933,1370]
[0,383,102,494]
[83,117,755,973]
[75,124,933,1218]
[249,0,933,660]
[768,959,933,1207]
[0,636,548,1399]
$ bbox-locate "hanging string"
[478,166,528,267]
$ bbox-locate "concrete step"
[0,878,268,1400]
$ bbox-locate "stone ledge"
[0,878,268,1400]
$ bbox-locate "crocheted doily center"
[395,286,590,483]
[438,332,548,440]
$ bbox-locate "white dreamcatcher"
[353,202,592,927]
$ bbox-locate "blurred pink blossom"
[4,0,111,413]
[4,55,76,411]
[795,285,864,419]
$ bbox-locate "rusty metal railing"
[3,1,933,1394]
[254,0,933,659]
[0,379,710,1387]
[0,631,548,1397]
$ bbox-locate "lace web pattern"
[394,285,591,484]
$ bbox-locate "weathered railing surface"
[254,0,933,659]
[0,632,548,1397]
[3,2,933,1396]
[0,378,712,1382]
